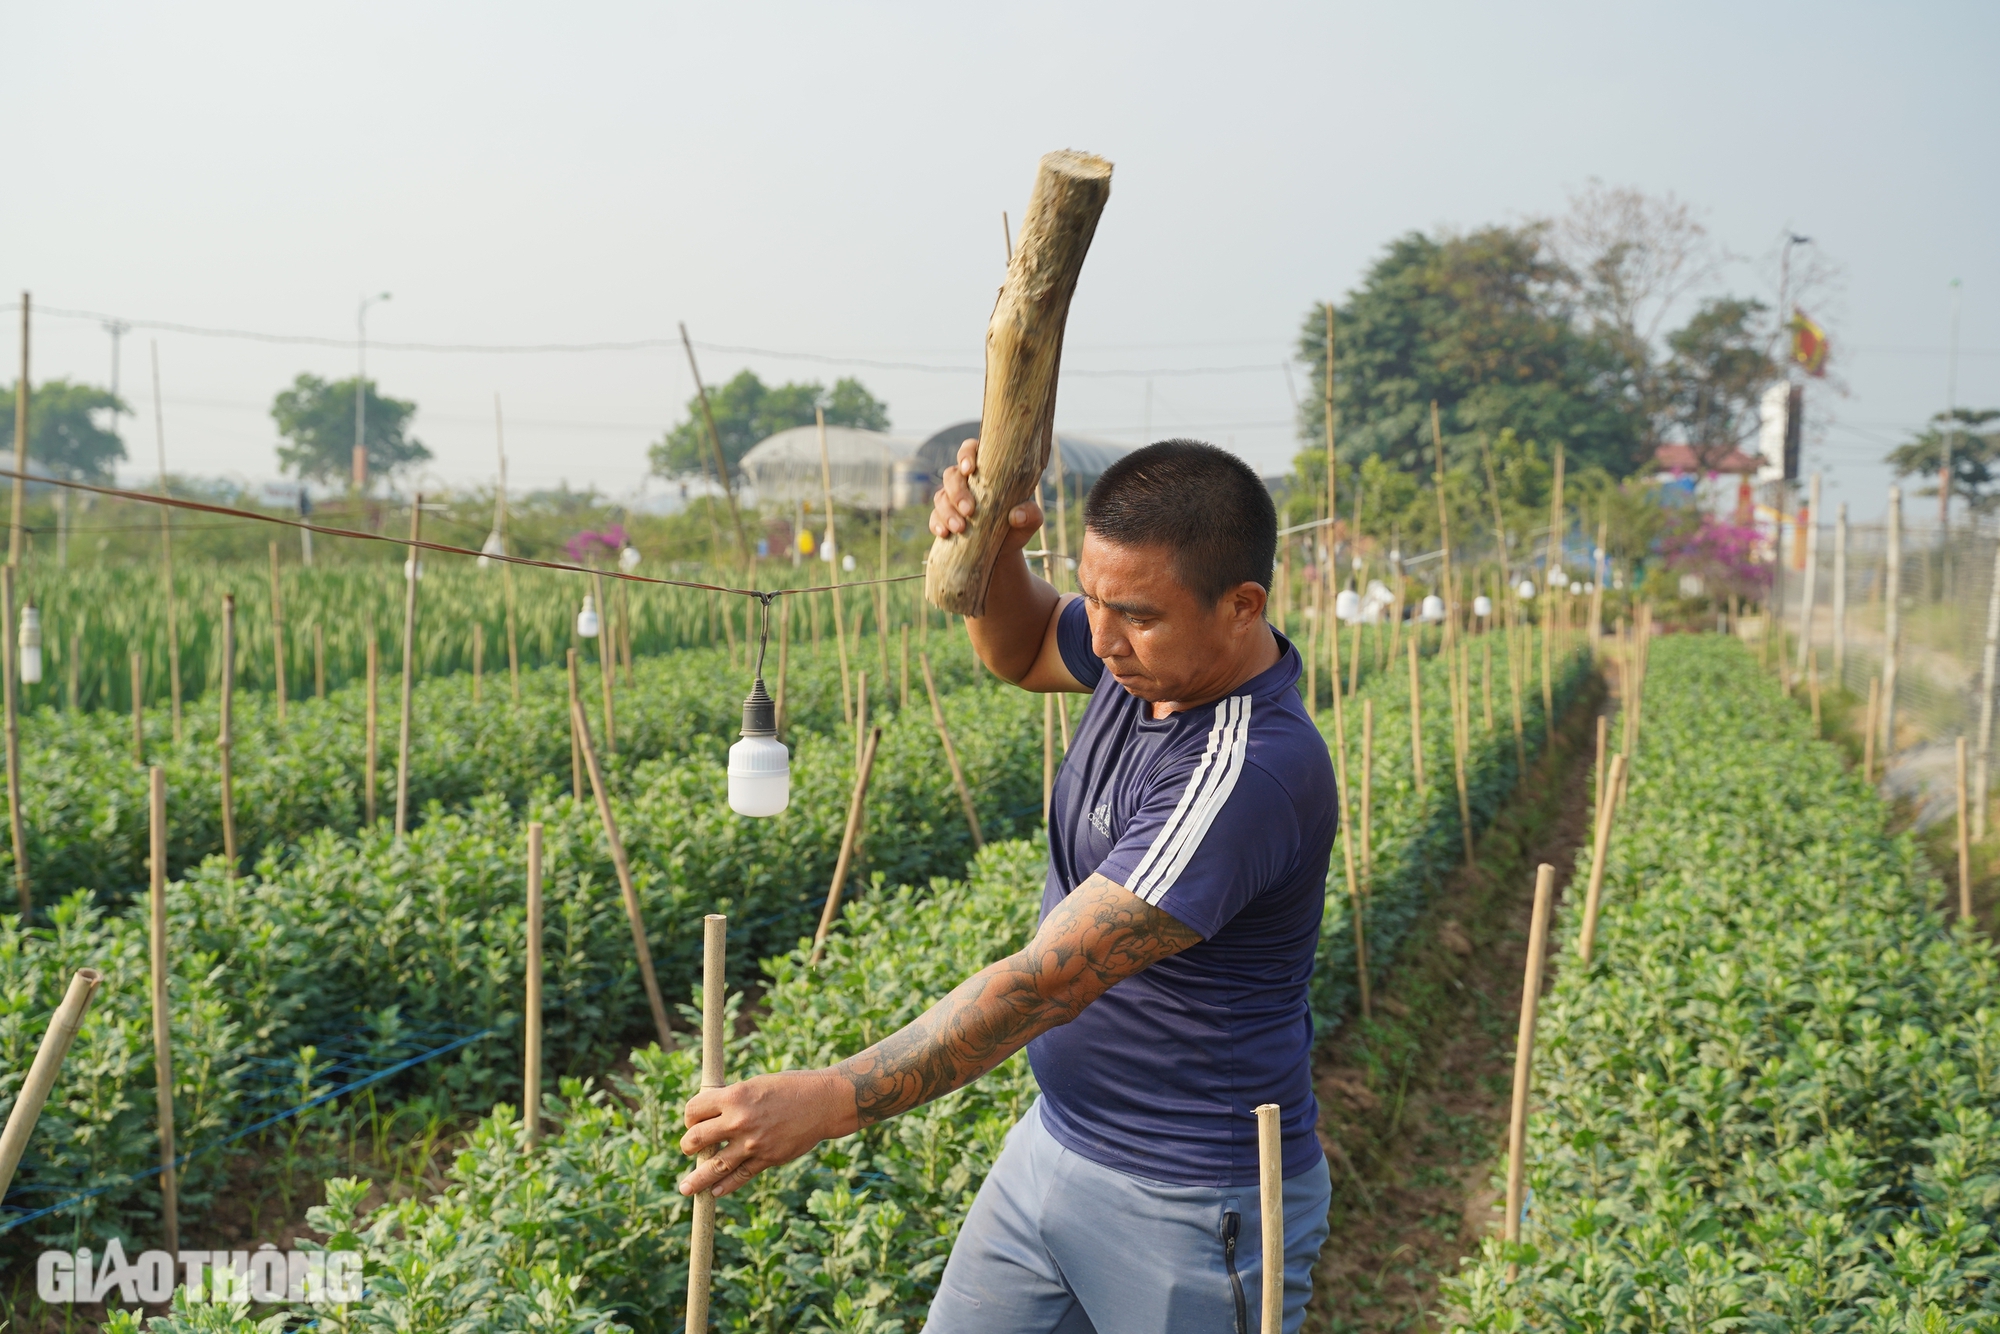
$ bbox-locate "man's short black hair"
[1082,439,1277,605]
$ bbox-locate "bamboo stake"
[1978,538,2000,839]
[364,637,378,824]
[503,557,522,704]
[1,568,23,917]
[131,651,145,764]
[8,295,23,568]
[1796,473,1821,675]
[1256,1101,1284,1333]
[1882,487,1903,763]
[811,727,883,967]
[1056,691,1071,751]
[855,671,868,776]
[268,540,288,725]
[1809,658,1822,731]
[1505,864,1556,1260]
[393,497,422,838]
[1360,699,1374,884]
[1832,502,1849,687]
[524,821,543,1150]
[775,599,790,736]
[1482,636,1494,732]
[684,913,728,1334]
[901,624,911,711]
[818,408,853,724]
[147,767,179,1251]
[472,623,483,706]
[594,571,617,755]
[1863,675,1880,782]
[1306,582,1320,718]
[571,697,672,1047]
[567,648,583,801]
[219,594,237,876]
[1594,715,1608,813]
[0,966,104,1202]
[920,653,983,847]
[150,344,183,743]
[1958,736,1974,923]
[314,623,325,700]
[1576,755,1626,964]
[1327,606,1368,1019]
[1406,635,1425,790]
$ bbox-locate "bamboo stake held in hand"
[0,967,103,1202]
[685,913,728,1334]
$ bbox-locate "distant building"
[738,426,926,511]
[1652,443,1762,523]
[916,420,1132,503]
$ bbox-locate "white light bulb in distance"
[1570,581,1583,596]
[477,531,504,569]
[576,595,600,638]
[1334,589,1361,623]
[1517,579,1537,601]
[1472,595,1493,618]
[1420,594,1445,623]
[17,605,41,685]
[618,545,641,573]
[728,679,789,817]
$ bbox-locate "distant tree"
[648,373,890,480]
[1888,408,2000,515]
[271,374,429,484]
[1657,297,1780,471]
[1296,227,1643,482]
[0,379,128,481]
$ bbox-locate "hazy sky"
[5,1,1994,520]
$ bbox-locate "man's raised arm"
[928,437,1086,694]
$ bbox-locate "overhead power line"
[5,303,1289,379]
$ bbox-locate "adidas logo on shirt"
[1090,803,1113,838]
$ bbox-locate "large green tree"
[0,379,128,481]
[1888,408,2000,515]
[271,374,430,484]
[1657,297,1778,470]
[648,372,889,479]
[1295,227,1644,483]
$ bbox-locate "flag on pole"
[1789,308,1829,378]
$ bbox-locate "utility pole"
[354,292,391,502]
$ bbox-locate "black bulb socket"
[741,677,777,738]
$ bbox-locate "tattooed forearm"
[833,874,1202,1127]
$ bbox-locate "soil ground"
[1304,678,1604,1333]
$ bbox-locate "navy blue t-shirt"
[1028,596,1336,1188]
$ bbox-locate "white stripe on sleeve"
[1129,695,1253,905]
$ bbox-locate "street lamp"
[355,292,391,494]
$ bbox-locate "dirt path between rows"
[1305,679,1604,1333]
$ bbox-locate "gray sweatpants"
[923,1098,1332,1334]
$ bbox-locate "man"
[679,438,1335,1332]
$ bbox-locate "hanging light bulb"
[576,595,601,638]
[1569,581,1583,596]
[842,554,856,572]
[1420,594,1445,623]
[728,599,790,816]
[1517,579,1537,601]
[17,604,42,685]
[404,558,423,581]
[1334,588,1361,623]
[1472,594,1493,618]
[477,531,504,569]
[618,544,642,573]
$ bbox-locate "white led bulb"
[576,595,600,639]
[17,604,41,685]
[728,678,790,816]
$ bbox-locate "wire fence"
[1776,510,2000,824]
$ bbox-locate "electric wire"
[0,469,926,601]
